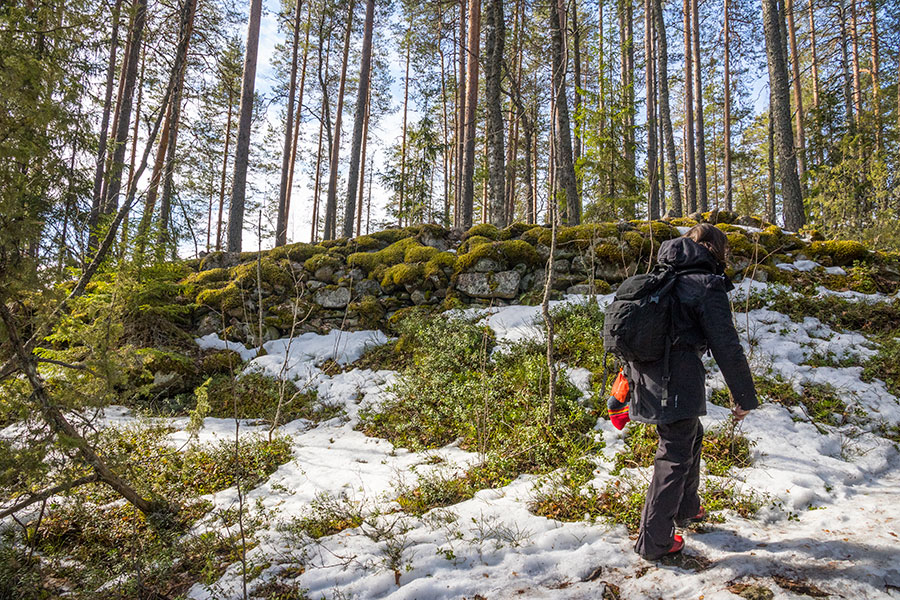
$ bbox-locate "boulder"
[355,278,383,297]
[474,257,502,272]
[314,286,351,308]
[456,270,521,299]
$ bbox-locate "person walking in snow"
[630,223,758,560]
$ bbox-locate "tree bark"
[356,79,371,236]
[455,0,467,227]
[216,89,233,251]
[622,0,636,196]
[227,0,263,252]
[869,0,881,153]
[89,0,123,231]
[158,0,198,257]
[785,0,806,181]
[285,2,313,245]
[723,0,732,210]
[399,26,411,227]
[646,0,659,219]
[762,0,804,230]
[101,0,147,223]
[311,25,333,243]
[460,0,481,230]
[838,0,854,125]
[571,0,583,178]
[275,0,305,247]
[807,0,821,164]
[849,0,862,125]
[653,0,682,215]
[682,0,696,214]
[323,0,355,239]
[767,95,776,223]
[691,0,707,212]
[550,0,580,224]
[343,0,374,238]
[484,0,506,226]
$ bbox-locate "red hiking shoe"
[677,506,706,527]
[667,534,684,555]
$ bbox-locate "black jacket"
[626,237,758,424]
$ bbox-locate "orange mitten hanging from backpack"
[607,370,631,430]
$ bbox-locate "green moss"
[381,262,424,287]
[319,237,348,249]
[594,242,627,262]
[807,240,869,266]
[268,242,325,263]
[520,225,550,245]
[350,235,383,252]
[747,263,791,284]
[501,222,535,240]
[346,237,421,272]
[231,258,293,290]
[455,239,541,272]
[702,210,737,224]
[668,217,698,227]
[457,235,493,254]
[424,251,457,278]
[622,231,647,255]
[715,223,743,233]
[348,295,385,328]
[184,267,230,286]
[726,232,758,256]
[404,244,440,263]
[799,226,825,241]
[304,252,343,273]
[370,227,417,244]
[138,348,197,378]
[199,252,229,271]
[196,283,242,311]
[199,350,242,376]
[463,223,501,240]
[636,221,680,241]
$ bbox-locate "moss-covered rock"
[668,217,698,228]
[184,267,230,286]
[347,237,421,272]
[457,235,493,254]
[701,210,737,224]
[348,295,385,329]
[807,240,869,266]
[455,240,541,273]
[463,223,501,241]
[268,242,326,263]
[196,283,243,312]
[636,221,680,241]
[404,244,440,263]
[715,223,744,234]
[726,232,759,257]
[500,222,535,240]
[231,258,294,290]
[424,252,457,278]
[370,227,418,244]
[381,263,425,288]
[304,252,343,274]
[199,349,242,376]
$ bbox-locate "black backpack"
[603,263,700,363]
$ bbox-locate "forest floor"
[98,275,900,600]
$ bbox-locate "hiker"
[628,223,758,560]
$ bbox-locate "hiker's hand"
[731,405,751,421]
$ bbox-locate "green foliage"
[531,470,645,533]
[756,376,859,426]
[702,421,754,476]
[281,492,364,539]
[746,288,900,335]
[203,371,334,424]
[361,313,598,478]
[861,334,900,396]
[550,300,607,373]
[611,424,658,474]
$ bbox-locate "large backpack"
[602,263,699,363]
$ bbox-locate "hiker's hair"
[684,223,728,264]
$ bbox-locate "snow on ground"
[109,282,900,599]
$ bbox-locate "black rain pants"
[633,417,703,560]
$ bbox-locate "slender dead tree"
[723,0,732,210]
[785,0,807,181]
[683,0,696,214]
[460,0,481,230]
[550,0,580,224]
[484,0,506,226]
[691,0,707,211]
[653,0,682,215]
[227,0,263,252]
[646,0,659,218]
[342,0,374,238]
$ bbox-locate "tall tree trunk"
[284,2,313,244]
[869,0,881,153]
[723,0,732,210]
[621,0,636,196]
[343,0,374,238]
[323,0,355,240]
[767,96,776,223]
[550,0,580,224]
[460,0,481,230]
[455,0,467,226]
[438,2,452,226]
[785,0,807,181]
[691,0,708,211]
[356,79,371,236]
[653,0,682,215]
[485,0,506,226]
[762,0,804,230]
[399,27,411,227]
[682,0,696,214]
[158,0,198,258]
[849,0,862,125]
[89,0,123,232]
[227,0,263,252]
[646,0,659,218]
[807,0,821,164]
[122,43,145,248]
[571,0,583,180]
[101,0,147,225]
[311,26,333,243]
[216,90,233,251]
[275,0,305,247]
[838,0,854,125]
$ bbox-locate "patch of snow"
[195,333,258,361]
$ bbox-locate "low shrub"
[280,492,364,540]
